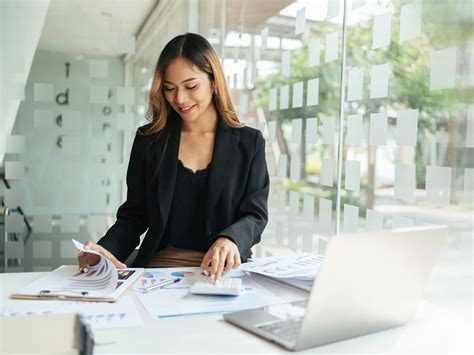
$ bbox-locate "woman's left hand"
[201,236,241,282]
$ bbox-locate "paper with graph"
[10,240,143,302]
[239,254,324,291]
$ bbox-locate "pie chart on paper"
[171,271,195,278]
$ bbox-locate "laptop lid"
[295,225,447,350]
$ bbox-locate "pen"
[142,277,180,293]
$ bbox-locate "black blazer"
[97,112,269,267]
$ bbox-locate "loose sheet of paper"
[0,296,143,329]
[240,254,324,279]
[133,268,287,319]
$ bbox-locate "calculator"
[189,278,242,296]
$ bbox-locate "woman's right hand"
[77,241,127,273]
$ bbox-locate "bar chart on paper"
[0,296,144,329]
[139,271,168,288]
[132,267,301,319]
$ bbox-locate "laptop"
[224,225,447,351]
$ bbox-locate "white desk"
[0,271,471,354]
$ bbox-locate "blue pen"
[142,277,180,293]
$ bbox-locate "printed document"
[133,267,296,319]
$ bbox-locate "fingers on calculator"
[190,278,242,296]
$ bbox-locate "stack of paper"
[239,253,324,291]
[10,240,144,302]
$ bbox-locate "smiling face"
[162,57,216,126]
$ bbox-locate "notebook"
[10,240,144,302]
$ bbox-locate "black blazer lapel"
[206,119,240,226]
[157,116,181,228]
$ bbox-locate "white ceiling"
[37,0,157,57]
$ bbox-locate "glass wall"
[2,1,472,312]
[212,0,473,312]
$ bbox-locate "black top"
[158,159,211,253]
[98,115,269,268]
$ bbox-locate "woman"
[78,33,269,282]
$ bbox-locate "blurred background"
[0,0,472,348]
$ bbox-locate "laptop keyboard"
[257,318,302,343]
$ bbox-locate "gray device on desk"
[224,225,447,351]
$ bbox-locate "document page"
[133,267,295,319]
[239,253,324,279]
[1,295,143,329]
[13,240,117,298]
[12,240,143,301]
